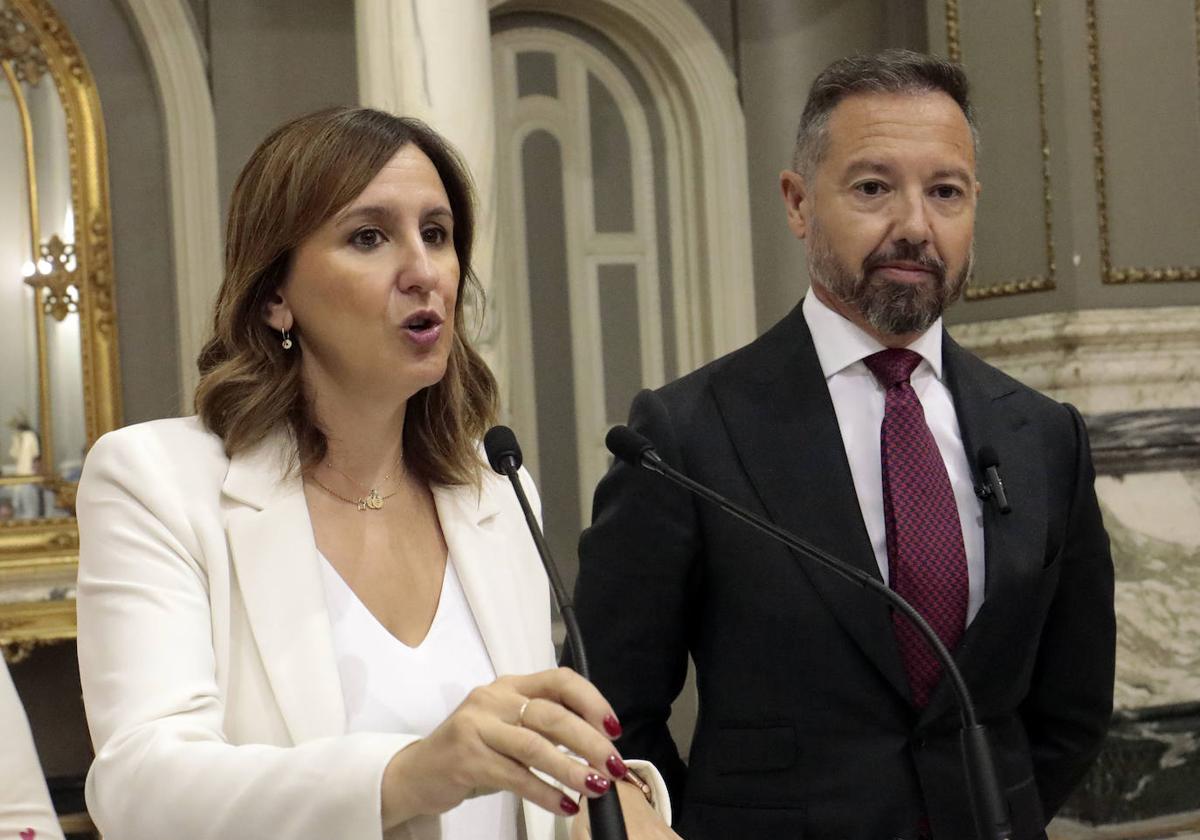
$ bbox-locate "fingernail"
[603,714,623,737]
[606,754,628,778]
[560,795,580,815]
[585,773,611,794]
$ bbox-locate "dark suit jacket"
[571,303,1115,840]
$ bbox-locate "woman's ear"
[262,288,293,333]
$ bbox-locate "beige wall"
[931,0,1200,325]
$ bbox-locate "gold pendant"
[365,488,384,510]
[356,497,367,511]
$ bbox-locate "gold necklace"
[314,454,404,512]
[310,475,401,511]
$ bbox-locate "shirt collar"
[801,289,944,380]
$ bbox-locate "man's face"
[781,90,979,340]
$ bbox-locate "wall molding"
[944,0,1056,301]
[950,306,1200,413]
[122,0,221,410]
[489,0,756,358]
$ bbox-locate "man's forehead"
[822,90,976,170]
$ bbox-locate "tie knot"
[864,348,923,389]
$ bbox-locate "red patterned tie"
[863,349,968,708]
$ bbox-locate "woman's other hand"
[380,667,625,827]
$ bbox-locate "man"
[571,50,1115,840]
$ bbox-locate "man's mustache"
[862,242,946,280]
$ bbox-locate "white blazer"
[76,417,667,840]
[1,659,65,840]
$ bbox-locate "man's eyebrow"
[931,167,973,183]
[842,160,897,180]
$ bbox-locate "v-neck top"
[318,552,520,839]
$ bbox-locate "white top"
[1,658,65,839]
[319,552,520,840]
[802,292,986,624]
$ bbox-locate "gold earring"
[281,328,294,350]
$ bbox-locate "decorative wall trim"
[123,0,222,409]
[945,0,1056,300]
[950,306,1200,413]
[1086,0,1200,285]
[489,0,756,358]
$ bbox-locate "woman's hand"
[570,778,682,839]
[380,667,626,827]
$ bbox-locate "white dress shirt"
[802,292,986,625]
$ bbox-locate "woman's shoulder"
[89,416,226,467]
[82,417,231,500]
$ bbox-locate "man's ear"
[262,288,293,333]
[780,170,811,240]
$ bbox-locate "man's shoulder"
[656,304,809,408]
[945,337,1079,430]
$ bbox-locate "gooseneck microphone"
[483,426,627,840]
[605,423,1012,840]
[975,446,1012,514]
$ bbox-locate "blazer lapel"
[920,336,1049,720]
[710,305,911,702]
[223,430,346,744]
[434,479,544,679]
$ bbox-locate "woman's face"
[268,144,461,405]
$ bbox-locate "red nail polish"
[560,795,580,815]
[585,773,611,794]
[606,754,628,778]
[603,714,623,737]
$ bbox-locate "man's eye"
[855,181,887,197]
[933,184,963,199]
[351,227,385,248]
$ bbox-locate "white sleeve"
[0,660,65,840]
[76,430,420,840]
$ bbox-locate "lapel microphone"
[483,426,629,840]
[606,420,1012,840]
[974,445,1012,514]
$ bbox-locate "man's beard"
[807,221,972,336]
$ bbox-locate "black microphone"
[975,446,1012,514]
[606,423,1012,840]
[483,426,627,840]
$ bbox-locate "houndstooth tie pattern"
[864,348,968,708]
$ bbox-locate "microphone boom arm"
[627,444,1011,840]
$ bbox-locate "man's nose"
[892,191,933,246]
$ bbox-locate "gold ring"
[517,698,531,727]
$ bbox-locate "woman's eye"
[855,180,887,197]
[422,225,449,245]
[350,227,385,249]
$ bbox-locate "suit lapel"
[434,479,543,679]
[921,336,1049,720]
[223,431,346,744]
[710,306,911,702]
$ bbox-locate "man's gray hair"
[791,49,979,176]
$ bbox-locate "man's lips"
[871,262,937,282]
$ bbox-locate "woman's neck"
[309,387,409,488]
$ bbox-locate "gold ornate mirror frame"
[0,0,120,661]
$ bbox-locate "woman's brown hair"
[195,107,497,485]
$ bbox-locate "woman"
[76,108,672,839]
[1,658,65,840]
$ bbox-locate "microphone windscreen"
[976,444,1000,470]
[484,425,523,473]
[605,425,656,466]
